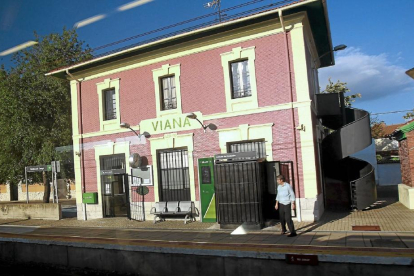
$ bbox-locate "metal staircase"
[316,93,377,210]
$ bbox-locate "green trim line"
[393,121,414,141]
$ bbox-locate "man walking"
[275,175,297,237]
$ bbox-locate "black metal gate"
[214,160,266,226]
[129,175,145,221]
[157,149,191,201]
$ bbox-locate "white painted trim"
[96,78,121,132]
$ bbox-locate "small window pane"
[161,76,177,110]
[230,60,251,99]
[104,89,116,120]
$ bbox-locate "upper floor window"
[230,60,251,99]
[161,76,177,110]
[153,64,182,117]
[103,88,117,120]
[221,46,258,112]
[96,78,120,131]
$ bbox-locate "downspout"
[66,69,87,221]
[278,10,302,222]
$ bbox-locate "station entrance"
[100,154,129,218]
[213,152,294,228]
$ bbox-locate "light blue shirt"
[276,182,296,205]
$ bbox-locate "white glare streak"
[74,14,106,28]
[0,41,38,56]
[117,0,154,11]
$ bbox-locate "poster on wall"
[131,165,153,186]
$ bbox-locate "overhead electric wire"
[371,110,413,115]
[92,0,295,56]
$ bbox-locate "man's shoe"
[287,233,297,237]
[281,231,287,235]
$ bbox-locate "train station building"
[48,0,375,225]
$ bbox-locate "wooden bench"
[150,201,199,224]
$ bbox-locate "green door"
[198,157,216,222]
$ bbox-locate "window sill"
[102,119,119,131]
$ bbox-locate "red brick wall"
[79,109,304,201]
[78,33,294,132]
[399,132,414,187]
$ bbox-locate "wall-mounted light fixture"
[120,122,150,138]
[75,151,81,157]
[319,44,347,60]
[296,124,305,131]
[186,113,217,133]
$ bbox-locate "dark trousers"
[279,203,295,233]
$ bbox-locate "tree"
[0,28,92,202]
[370,116,385,139]
[403,109,414,121]
[322,78,361,107]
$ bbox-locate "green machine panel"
[198,157,216,222]
[82,192,98,204]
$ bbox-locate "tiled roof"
[381,123,406,136]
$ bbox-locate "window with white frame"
[103,88,117,120]
[230,60,251,99]
[221,46,258,112]
[160,75,177,110]
[152,64,182,117]
[96,78,121,131]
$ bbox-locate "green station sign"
[198,157,216,223]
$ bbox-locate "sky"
[1,0,413,125]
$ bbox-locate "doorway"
[100,154,128,217]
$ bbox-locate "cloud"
[74,14,106,29]
[117,0,154,12]
[319,47,414,102]
[0,41,38,56]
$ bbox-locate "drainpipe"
[66,69,87,221]
[278,10,302,222]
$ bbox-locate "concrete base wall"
[298,193,324,222]
[76,200,203,222]
[398,184,414,209]
[0,183,11,202]
[76,203,102,220]
[0,239,412,276]
[0,203,61,220]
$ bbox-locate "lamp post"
[319,44,347,60]
[186,113,217,133]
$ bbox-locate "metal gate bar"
[129,175,145,221]
[158,149,191,201]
